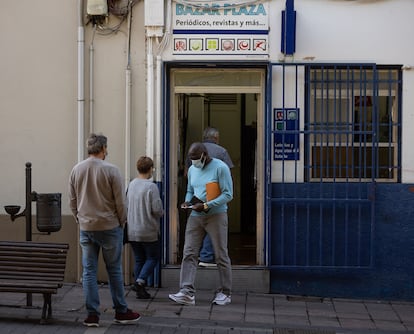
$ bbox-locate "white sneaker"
[169,291,195,305]
[212,292,231,305]
[199,261,217,268]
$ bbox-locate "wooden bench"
[0,241,69,323]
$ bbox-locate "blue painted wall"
[270,183,414,301]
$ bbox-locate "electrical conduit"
[77,0,85,162]
[146,37,154,159]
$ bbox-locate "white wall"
[0,1,77,212]
[270,0,413,65]
[0,1,147,218]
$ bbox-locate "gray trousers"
[179,213,232,296]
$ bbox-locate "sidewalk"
[0,283,413,333]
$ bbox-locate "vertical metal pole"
[25,162,32,242]
[25,162,32,306]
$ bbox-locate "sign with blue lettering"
[172,1,269,55]
[274,108,299,160]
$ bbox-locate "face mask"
[191,153,205,169]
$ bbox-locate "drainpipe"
[89,25,96,133]
[77,0,85,162]
[146,37,154,159]
[125,67,131,187]
[77,0,85,284]
[123,0,133,285]
[154,55,162,182]
[125,1,133,188]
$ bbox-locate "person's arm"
[68,171,78,222]
[151,185,164,218]
[206,164,233,208]
[184,167,195,202]
[112,168,127,226]
[221,150,234,169]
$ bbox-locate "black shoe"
[114,309,141,324]
[83,314,99,327]
[135,282,151,299]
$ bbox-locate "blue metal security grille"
[268,63,401,269]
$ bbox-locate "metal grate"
[267,63,400,270]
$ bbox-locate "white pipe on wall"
[122,1,133,285]
[77,0,85,283]
[125,1,133,188]
[89,25,96,134]
[146,37,154,159]
[123,66,132,285]
[155,55,162,182]
[77,0,85,162]
[125,67,132,188]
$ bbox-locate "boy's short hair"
[137,156,154,174]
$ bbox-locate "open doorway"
[175,93,257,265]
[167,67,265,267]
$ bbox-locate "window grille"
[305,65,401,182]
[268,63,402,269]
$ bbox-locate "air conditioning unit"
[87,0,108,16]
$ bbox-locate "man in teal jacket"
[169,142,233,306]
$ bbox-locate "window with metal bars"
[305,65,401,182]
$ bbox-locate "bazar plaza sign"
[175,3,267,16]
[172,2,269,55]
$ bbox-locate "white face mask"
[191,153,205,169]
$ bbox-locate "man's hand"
[180,202,193,210]
[192,202,205,212]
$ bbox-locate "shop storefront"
[1,0,414,301]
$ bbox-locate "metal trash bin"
[36,193,62,233]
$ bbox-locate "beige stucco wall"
[0,0,147,207]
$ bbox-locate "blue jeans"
[80,226,128,316]
[199,234,215,263]
[129,240,160,285]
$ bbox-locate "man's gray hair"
[87,133,107,155]
[203,127,219,142]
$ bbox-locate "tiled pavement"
[0,283,413,333]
